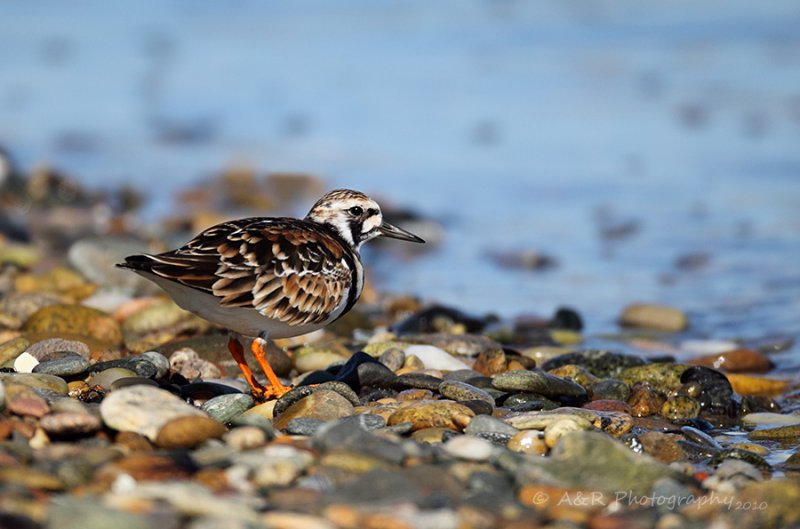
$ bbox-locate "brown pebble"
[387,400,475,432]
[396,388,434,401]
[0,421,13,440]
[638,431,685,463]
[689,348,774,373]
[473,349,508,376]
[108,452,195,481]
[154,415,226,448]
[628,383,665,418]
[584,400,633,414]
[115,431,154,453]
[8,396,50,418]
[40,412,101,436]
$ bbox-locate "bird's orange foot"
[251,337,292,400]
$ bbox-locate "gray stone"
[100,385,206,440]
[201,393,255,424]
[492,369,586,398]
[32,352,90,378]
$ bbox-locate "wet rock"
[726,373,789,397]
[32,352,90,377]
[628,383,667,417]
[23,304,122,345]
[169,348,222,380]
[387,400,474,432]
[709,448,770,471]
[100,385,206,440]
[544,418,587,448]
[273,390,355,430]
[40,412,101,437]
[583,399,632,414]
[503,393,559,411]
[742,412,800,426]
[492,370,587,400]
[661,396,701,420]
[689,348,774,373]
[507,430,548,455]
[541,349,646,378]
[464,414,518,437]
[680,366,738,416]
[749,424,800,441]
[619,303,688,332]
[619,363,688,392]
[590,378,631,401]
[200,393,254,424]
[438,380,495,407]
[155,415,227,448]
[546,364,599,388]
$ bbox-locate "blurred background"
[1,0,799,343]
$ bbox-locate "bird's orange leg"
[251,336,291,399]
[227,337,266,400]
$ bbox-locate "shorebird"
[118,189,424,399]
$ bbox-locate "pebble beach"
[2,2,800,528]
[0,166,798,529]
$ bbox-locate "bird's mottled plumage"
[118,188,423,338]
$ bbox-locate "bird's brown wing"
[124,218,352,326]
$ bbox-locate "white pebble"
[742,412,800,426]
[443,435,494,461]
[403,345,471,371]
[680,339,739,355]
[14,352,39,373]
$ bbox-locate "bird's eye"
[348,206,363,216]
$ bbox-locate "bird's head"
[306,189,425,249]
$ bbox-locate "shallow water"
[1,1,799,356]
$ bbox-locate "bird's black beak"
[378,221,425,243]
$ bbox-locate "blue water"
[1,1,799,357]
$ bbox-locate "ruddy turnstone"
[118,189,424,399]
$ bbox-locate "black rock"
[542,350,647,378]
[680,366,739,417]
[550,307,583,331]
[391,304,492,334]
[394,373,444,392]
[590,378,631,401]
[298,351,396,392]
[89,357,157,379]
